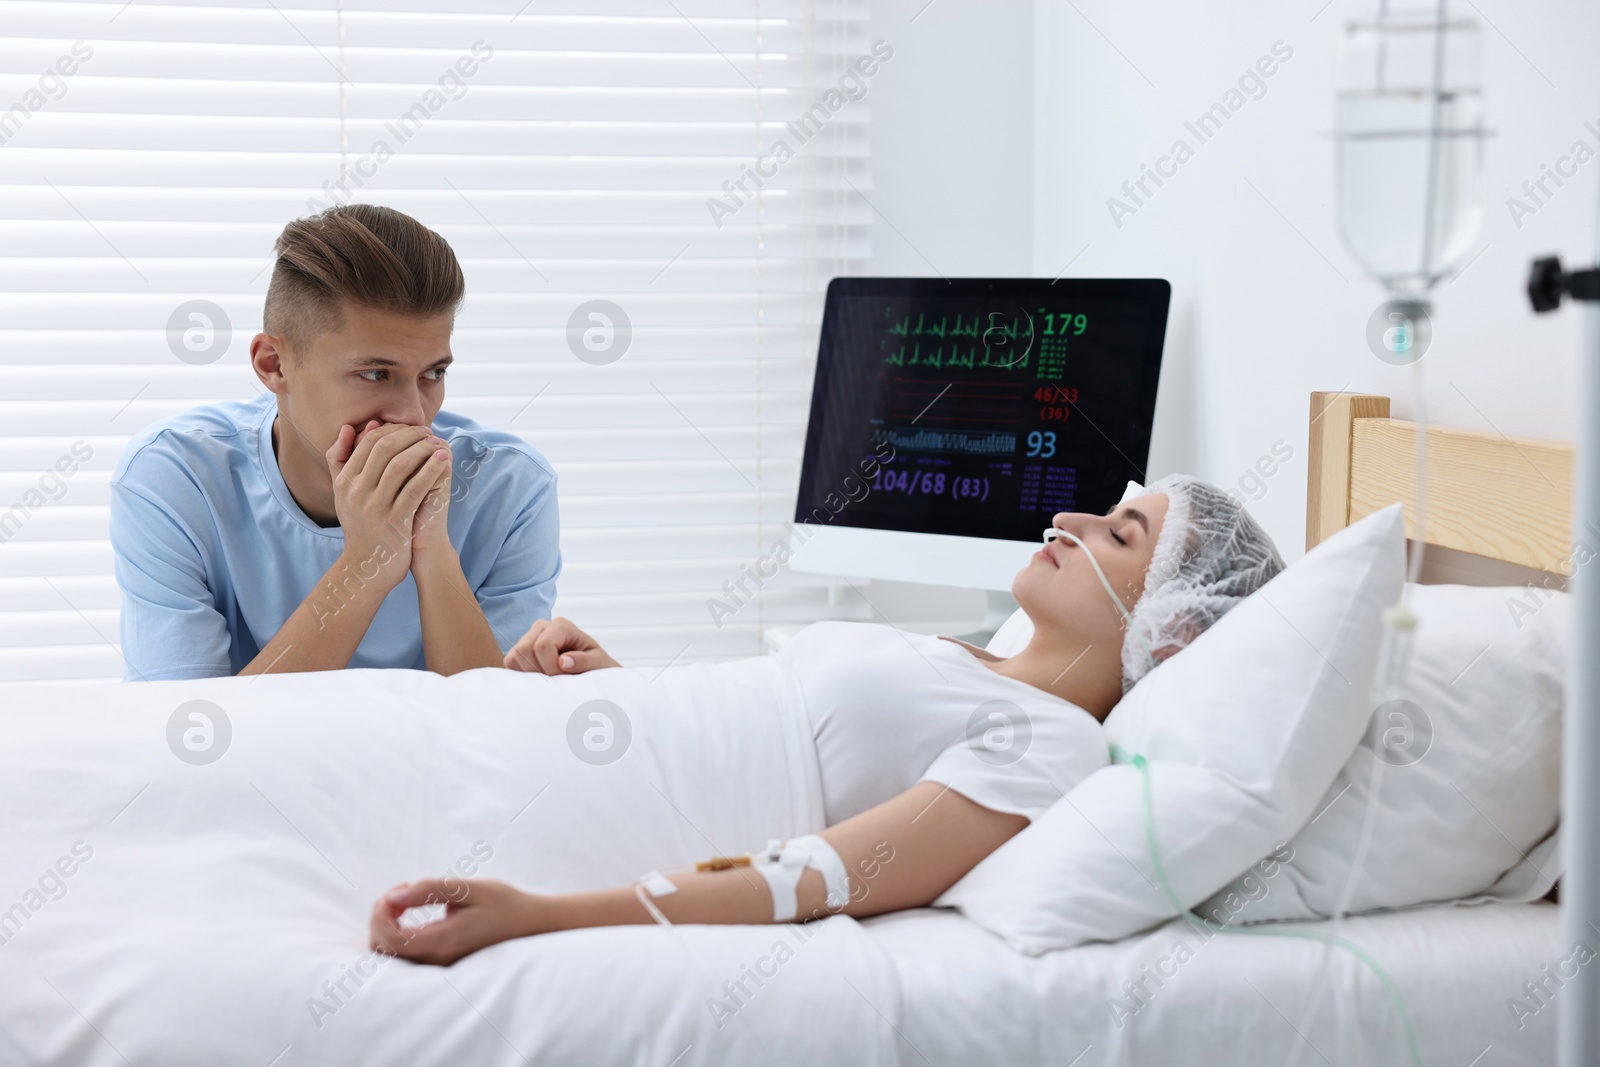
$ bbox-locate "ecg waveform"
[875,303,1097,384]
[872,426,1017,456]
[881,311,1033,374]
[886,312,987,340]
[883,342,1032,372]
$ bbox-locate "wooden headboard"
[1305,391,1576,573]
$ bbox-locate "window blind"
[0,0,876,682]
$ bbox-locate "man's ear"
[251,332,292,396]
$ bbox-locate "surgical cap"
[1120,474,1285,693]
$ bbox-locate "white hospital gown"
[775,622,1109,826]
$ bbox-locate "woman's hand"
[370,878,545,966]
[504,617,620,675]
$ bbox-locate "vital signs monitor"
[790,277,1170,590]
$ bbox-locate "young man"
[110,204,560,680]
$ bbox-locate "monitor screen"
[796,277,1170,543]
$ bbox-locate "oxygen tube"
[1275,358,1430,1067]
[1042,527,1159,680]
[1108,743,1421,1067]
[1047,518,1422,1066]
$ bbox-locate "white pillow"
[939,504,1405,953]
[1201,583,1568,922]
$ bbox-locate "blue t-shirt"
[109,394,561,681]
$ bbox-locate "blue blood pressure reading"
[873,468,992,502]
[871,430,1056,501]
[797,283,1163,543]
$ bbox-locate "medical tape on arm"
[752,835,852,922]
[632,869,678,926]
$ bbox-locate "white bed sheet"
[0,665,1564,1067]
[0,667,903,1067]
[864,901,1562,1066]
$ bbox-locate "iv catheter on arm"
[370,777,1029,966]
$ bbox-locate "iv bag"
[1335,11,1485,297]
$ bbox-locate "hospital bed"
[0,391,1568,1066]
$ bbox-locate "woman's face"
[1013,491,1171,645]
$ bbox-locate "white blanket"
[867,902,1561,1065]
[0,664,902,1066]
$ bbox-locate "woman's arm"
[370,781,1026,965]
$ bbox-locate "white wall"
[849,0,1035,628]
[1032,0,1597,559]
[863,0,1035,277]
[853,0,1590,611]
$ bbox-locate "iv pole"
[1526,248,1600,1064]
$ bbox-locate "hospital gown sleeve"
[917,701,1109,823]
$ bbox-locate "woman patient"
[369,475,1283,964]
